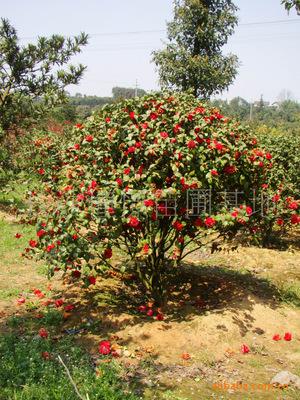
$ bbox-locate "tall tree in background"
[0,18,88,136]
[152,0,239,99]
[281,0,300,15]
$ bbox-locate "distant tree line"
[210,97,300,129]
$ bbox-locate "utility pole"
[134,79,139,97]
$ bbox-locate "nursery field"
[1,207,300,400]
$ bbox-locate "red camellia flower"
[195,218,203,227]
[73,270,81,278]
[55,299,64,307]
[188,140,196,148]
[146,308,154,317]
[246,207,253,215]
[103,248,112,259]
[128,146,135,153]
[205,217,216,228]
[42,352,51,360]
[17,298,25,304]
[29,240,37,247]
[76,124,83,129]
[116,178,122,187]
[100,340,111,354]
[160,132,168,139]
[39,168,44,174]
[144,199,154,207]
[284,332,292,341]
[173,221,184,230]
[86,135,93,142]
[139,305,146,312]
[129,216,139,227]
[156,313,164,320]
[124,168,131,175]
[38,329,48,339]
[211,170,218,176]
[273,334,281,341]
[34,290,42,295]
[14,233,22,238]
[129,111,135,120]
[89,276,96,285]
[224,165,235,174]
[241,345,249,354]
[277,218,284,226]
[181,353,190,361]
[291,215,300,225]
[72,234,78,240]
[74,143,80,150]
[289,201,298,210]
[65,305,74,312]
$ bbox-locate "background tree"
[281,0,300,15]
[152,0,240,99]
[0,18,88,136]
[112,86,147,100]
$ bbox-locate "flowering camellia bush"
[25,92,299,305]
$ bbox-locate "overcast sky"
[1,0,300,103]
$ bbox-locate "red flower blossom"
[76,124,83,129]
[73,270,81,278]
[42,352,51,360]
[34,290,42,295]
[241,345,249,354]
[103,248,112,259]
[139,305,146,312]
[273,334,281,341]
[89,276,96,285]
[38,329,48,339]
[55,299,64,307]
[129,111,135,120]
[146,308,154,316]
[39,169,44,174]
[195,218,203,227]
[211,170,218,176]
[100,340,111,354]
[14,233,22,238]
[37,230,45,237]
[188,140,196,148]
[277,218,284,226]
[86,135,93,142]
[205,217,216,228]
[291,215,300,225]
[173,221,184,230]
[128,146,135,153]
[156,313,164,320]
[181,353,190,360]
[17,298,25,304]
[150,112,158,120]
[289,201,298,210]
[284,332,292,341]
[29,240,37,247]
[116,178,122,187]
[246,207,253,215]
[224,165,235,174]
[160,132,168,139]
[129,216,139,227]
[124,168,131,175]
[144,199,154,207]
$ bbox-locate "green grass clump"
[0,334,139,400]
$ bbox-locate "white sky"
[1,0,300,103]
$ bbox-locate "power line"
[19,19,300,40]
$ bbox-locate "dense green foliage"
[152,0,239,98]
[0,18,88,137]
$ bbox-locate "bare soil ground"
[1,209,300,399]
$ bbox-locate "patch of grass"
[0,288,21,299]
[0,334,140,400]
[41,309,63,326]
